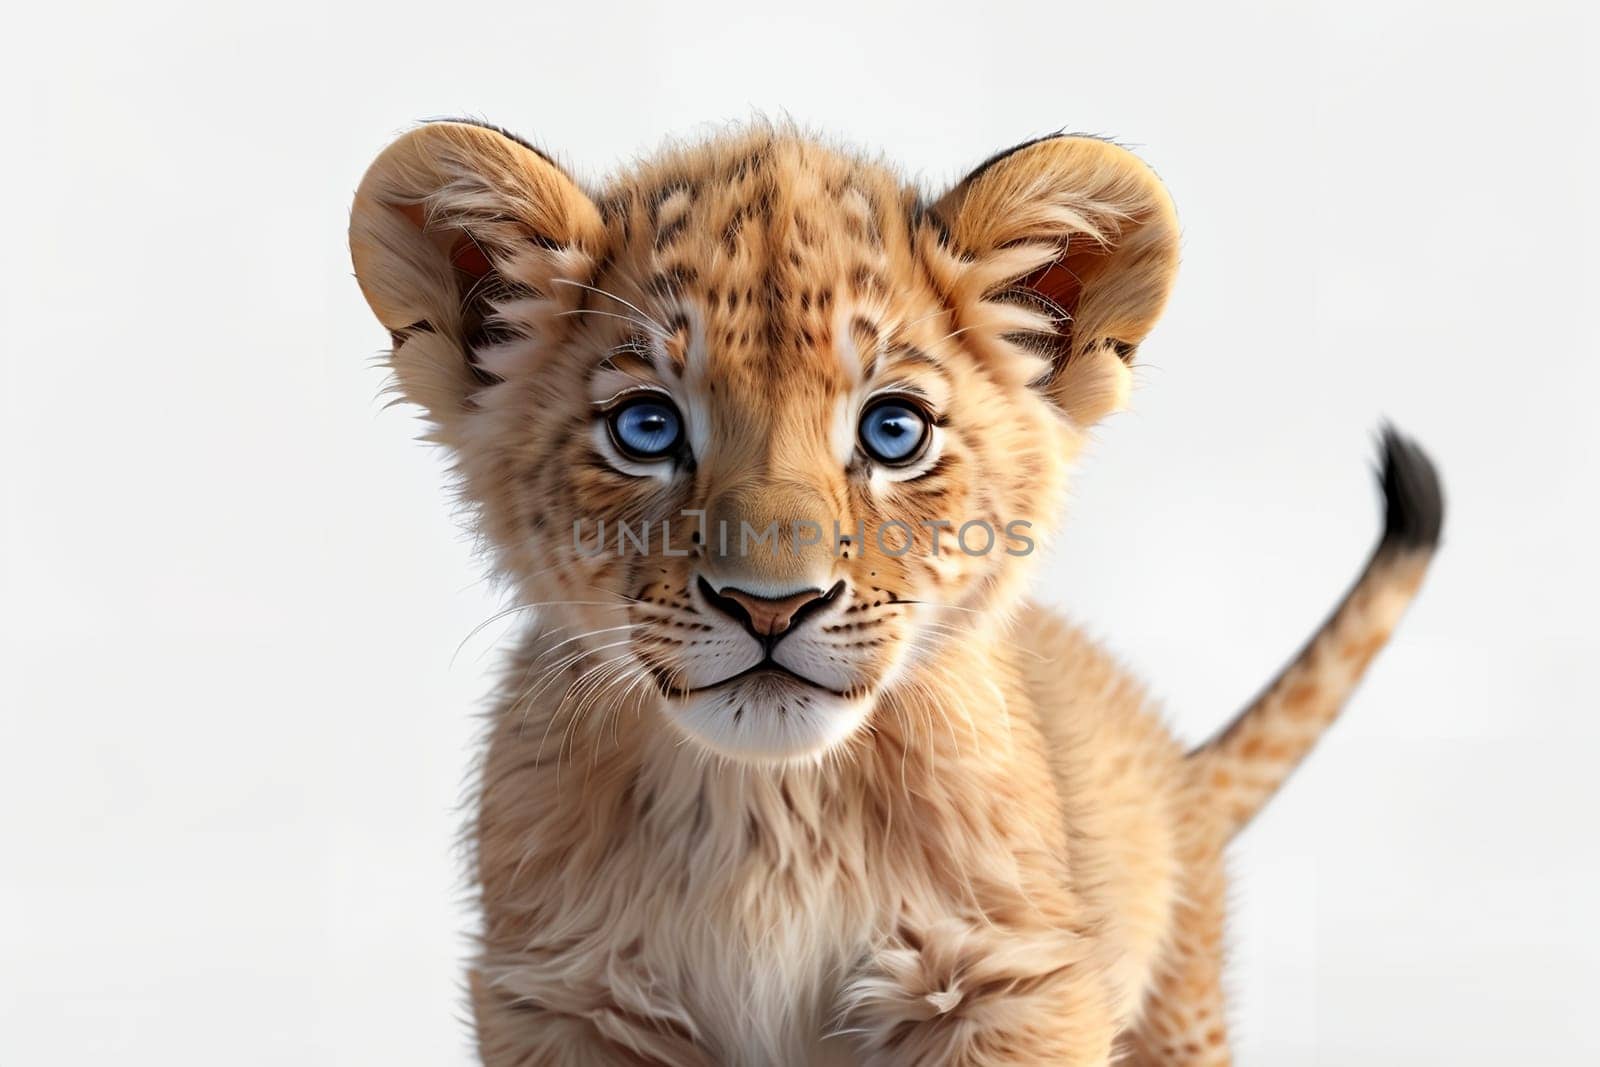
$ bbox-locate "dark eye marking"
[647,265,700,297]
[655,211,691,250]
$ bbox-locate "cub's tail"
[1189,427,1443,839]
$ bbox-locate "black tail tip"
[1377,424,1445,552]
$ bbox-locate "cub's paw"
[834,919,1110,1065]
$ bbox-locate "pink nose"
[698,578,844,641]
[719,587,823,636]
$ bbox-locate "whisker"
[557,307,671,341]
[551,278,673,336]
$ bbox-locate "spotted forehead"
[591,134,916,385]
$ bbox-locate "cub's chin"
[663,669,874,763]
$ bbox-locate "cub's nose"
[697,577,845,641]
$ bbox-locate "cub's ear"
[930,135,1179,427]
[349,121,604,425]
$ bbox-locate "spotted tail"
[1190,427,1444,839]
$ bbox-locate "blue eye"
[608,397,683,460]
[858,398,931,466]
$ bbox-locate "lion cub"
[350,121,1441,1065]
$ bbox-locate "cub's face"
[351,123,1177,762]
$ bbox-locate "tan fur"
[349,121,1439,1065]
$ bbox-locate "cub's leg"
[471,969,710,1067]
[1120,847,1232,1067]
[838,917,1117,1066]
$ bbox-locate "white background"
[2,1,1596,1063]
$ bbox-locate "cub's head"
[351,122,1177,763]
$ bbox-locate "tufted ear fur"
[349,121,604,427]
[932,136,1179,427]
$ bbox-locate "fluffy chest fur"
[480,758,869,1063]
[472,625,1088,1066]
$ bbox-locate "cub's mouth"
[629,574,892,760]
[650,659,849,699]
[655,664,876,763]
